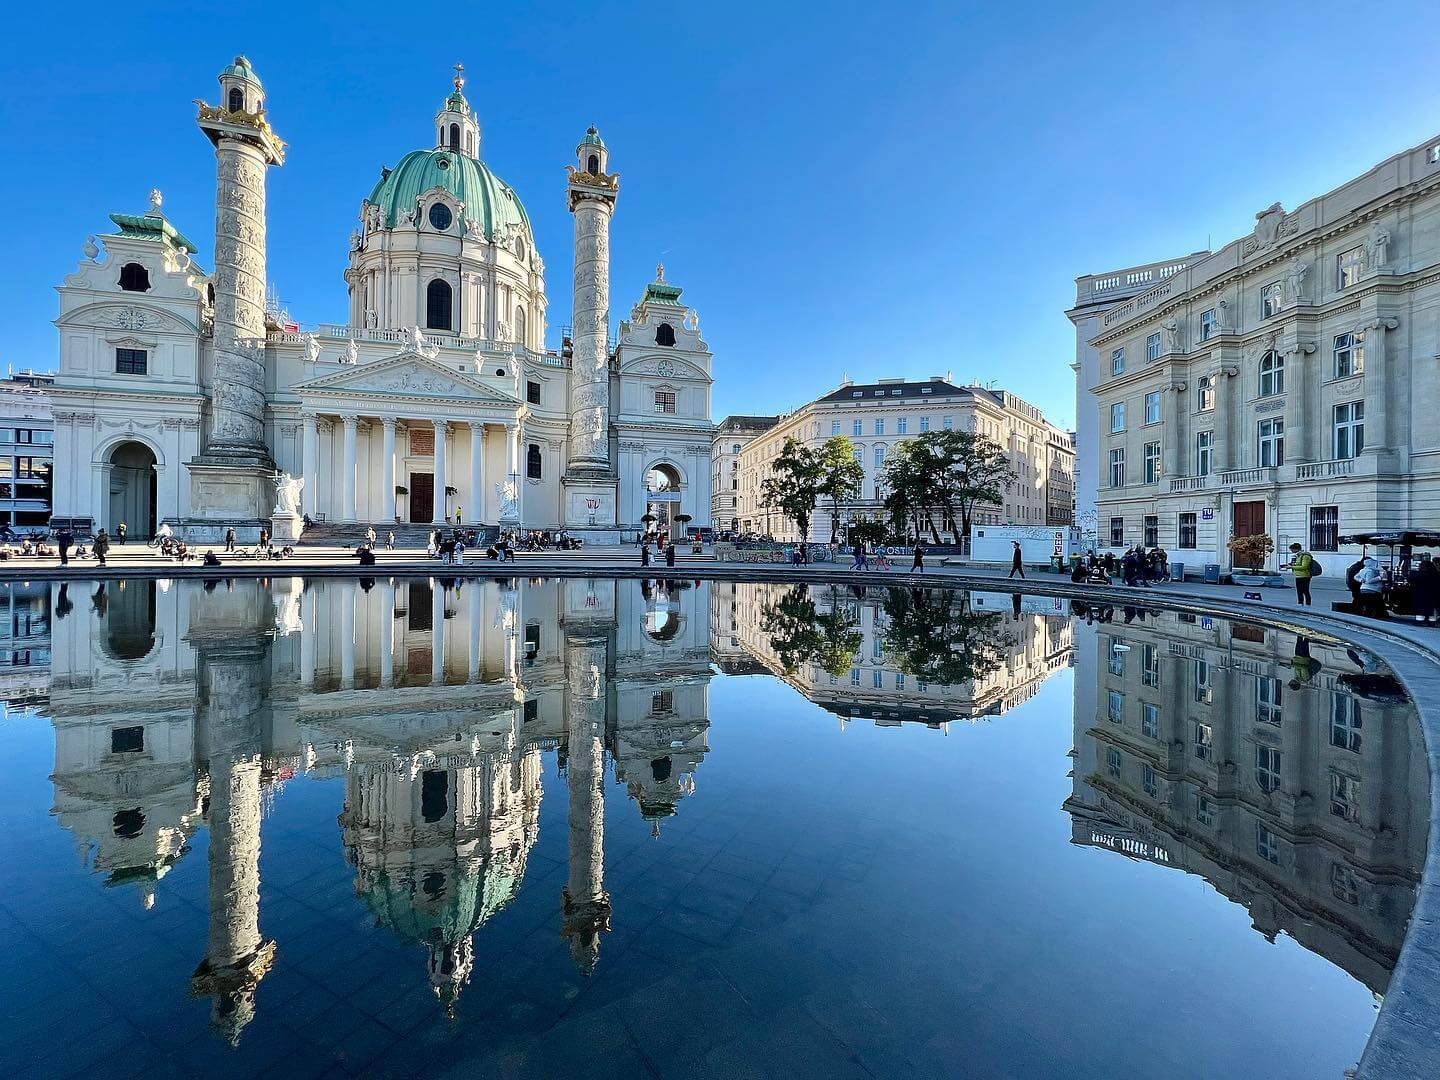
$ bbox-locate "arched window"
[526,443,543,479]
[118,262,150,293]
[655,322,676,347]
[588,153,599,174]
[228,87,244,112]
[514,305,526,347]
[421,770,449,823]
[1259,351,1285,397]
[449,123,460,151]
[426,279,452,331]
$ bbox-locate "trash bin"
[1204,563,1221,584]
[1170,561,1184,582]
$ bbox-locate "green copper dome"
[221,55,261,86]
[366,148,530,239]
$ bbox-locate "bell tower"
[434,63,480,157]
[562,127,620,537]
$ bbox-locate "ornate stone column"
[469,422,485,525]
[432,420,450,524]
[341,415,358,522]
[1361,317,1399,461]
[300,413,318,521]
[381,418,397,522]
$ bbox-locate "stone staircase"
[299,522,498,547]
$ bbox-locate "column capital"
[432,418,451,435]
[381,415,399,431]
[340,413,359,427]
[1361,315,1400,334]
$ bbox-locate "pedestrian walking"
[258,529,270,554]
[116,522,127,544]
[224,527,236,553]
[641,542,651,567]
[875,547,892,570]
[851,543,868,571]
[1287,542,1317,607]
[387,530,395,550]
[93,528,110,567]
[665,542,676,567]
[56,527,73,566]
[366,525,377,548]
[911,542,924,572]
[1009,541,1025,579]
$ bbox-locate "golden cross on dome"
[453,63,465,92]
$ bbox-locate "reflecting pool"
[0,577,1426,1078]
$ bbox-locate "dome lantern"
[434,63,480,158]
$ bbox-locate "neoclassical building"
[50,57,714,541]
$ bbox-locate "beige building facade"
[732,377,1073,542]
[1081,130,1440,568]
[710,415,778,534]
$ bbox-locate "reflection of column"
[340,580,356,690]
[301,413,318,520]
[191,634,274,1047]
[381,417,397,523]
[300,586,316,689]
[380,581,395,689]
[467,582,482,682]
[341,415,358,522]
[433,420,449,525]
[432,579,446,685]
[561,622,612,975]
[469,423,485,525]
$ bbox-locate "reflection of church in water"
[44,574,712,1040]
[1065,611,1426,994]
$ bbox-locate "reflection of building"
[42,574,714,1039]
[1065,613,1425,993]
[0,580,51,707]
[716,582,1073,725]
[0,370,54,530]
[731,378,1073,541]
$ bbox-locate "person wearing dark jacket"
[56,528,73,566]
[911,543,924,572]
[665,543,676,567]
[1345,557,1366,607]
[1009,541,1024,579]
[92,529,111,567]
[1410,555,1440,625]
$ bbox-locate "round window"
[428,203,453,230]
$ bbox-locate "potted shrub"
[1227,532,1281,586]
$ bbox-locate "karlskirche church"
[50,57,714,541]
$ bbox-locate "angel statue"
[273,472,304,516]
[302,332,320,364]
[343,338,359,365]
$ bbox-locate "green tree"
[760,436,824,542]
[882,430,1014,543]
[848,518,888,549]
[880,587,1015,685]
[760,584,863,678]
[817,436,865,543]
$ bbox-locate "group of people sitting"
[0,536,57,559]
[1071,547,1172,586]
[515,529,581,551]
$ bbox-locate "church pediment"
[618,352,710,381]
[296,350,518,404]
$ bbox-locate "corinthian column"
[381,417,397,522]
[433,420,450,525]
[341,415,358,522]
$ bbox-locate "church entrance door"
[108,441,158,538]
[409,473,434,524]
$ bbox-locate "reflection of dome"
[366,149,531,237]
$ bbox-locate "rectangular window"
[1194,659,1212,704]
[919,416,929,432]
[1336,246,1364,290]
[1144,392,1161,424]
[115,347,148,375]
[1333,331,1365,378]
[1141,643,1159,687]
[1258,418,1285,467]
[111,726,144,754]
[1109,448,1125,487]
[873,446,885,468]
[1195,430,1213,476]
[654,390,677,414]
[1110,402,1125,432]
[1194,721,1213,761]
[874,419,885,436]
[1310,505,1339,552]
[852,448,862,464]
[1142,703,1159,739]
[895,673,905,690]
[831,420,840,436]
[1256,677,1284,725]
[1142,763,1158,796]
[1108,639,1125,676]
[1200,309,1217,341]
[853,419,862,436]
[851,668,860,686]
[1109,516,1124,545]
[1107,690,1124,724]
[1111,347,1126,376]
[1107,747,1123,778]
[1255,745,1282,793]
[1331,695,1362,752]
[652,690,673,713]
[526,380,541,405]
[872,670,883,689]
[1147,333,1161,362]
[1261,281,1282,319]
[1178,512,1197,550]
[15,458,39,480]
[1143,443,1161,484]
[1333,401,1364,460]
[897,417,907,434]
[1196,793,1215,826]
[1256,823,1281,865]
[1196,375,1214,412]
[1143,514,1158,547]
[1330,771,1360,822]
[942,416,953,430]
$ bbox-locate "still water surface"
[0,576,1426,1078]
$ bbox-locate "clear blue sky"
[5,1,1440,429]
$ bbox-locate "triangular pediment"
[296,349,519,403]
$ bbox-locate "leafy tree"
[760,437,824,542]
[760,584,863,678]
[816,436,865,543]
[882,430,1013,543]
[880,587,1015,685]
[848,518,888,549]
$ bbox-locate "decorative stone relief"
[655,358,676,377]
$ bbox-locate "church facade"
[51,57,714,541]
